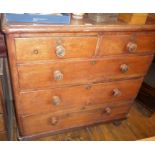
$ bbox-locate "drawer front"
[19,102,130,136]
[18,78,143,115]
[99,33,155,55]
[17,55,153,90]
[15,36,97,62]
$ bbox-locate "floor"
[1,100,155,141]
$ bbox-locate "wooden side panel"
[0,131,7,141]
[0,34,6,57]
[0,115,5,132]
[19,103,130,136]
[18,78,143,115]
[17,55,153,90]
[15,36,97,62]
[0,101,2,114]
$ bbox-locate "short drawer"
[99,33,155,56]
[15,36,97,62]
[17,54,153,90]
[19,102,130,136]
[18,78,143,115]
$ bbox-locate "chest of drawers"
[2,15,155,140]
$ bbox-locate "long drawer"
[15,36,97,62]
[99,32,155,56]
[17,54,153,90]
[18,78,143,115]
[19,101,131,137]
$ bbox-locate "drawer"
[18,78,143,115]
[19,102,130,136]
[17,54,153,90]
[99,33,155,56]
[15,36,97,62]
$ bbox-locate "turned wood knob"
[52,96,61,106]
[56,45,65,57]
[33,49,39,54]
[50,117,58,125]
[127,42,137,53]
[91,61,97,65]
[113,88,122,97]
[105,107,112,115]
[120,64,128,73]
[54,70,63,81]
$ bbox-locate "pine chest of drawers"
[2,15,155,140]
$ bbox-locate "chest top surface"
[1,14,155,34]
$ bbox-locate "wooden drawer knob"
[56,45,65,57]
[54,70,63,81]
[52,96,61,105]
[113,88,122,97]
[105,107,112,115]
[50,117,59,125]
[127,42,137,53]
[91,61,97,65]
[33,49,39,54]
[120,64,128,73]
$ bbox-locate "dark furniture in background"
[137,59,155,117]
[0,13,6,57]
[0,58,8,140]
[0,14,14,140]
[0,33,6,58]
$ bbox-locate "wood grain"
[0,131,7,141]
[0,100,2,114]
[0,114,5,132]
[15,36,97,62]
[19,102,130,137]
[18,78,143,115]
[99,32,155,56]
[17,55,153,90]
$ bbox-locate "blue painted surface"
[6,13,70,24]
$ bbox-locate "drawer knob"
[54,70,63,81]
[52,96,61,105]
[50,117,58,125]
[120,64,128,73]
[56,45,65,57]
[91,61,97,65]
[127,42,137,53]
[33,49,39,54]
[105,107,112,115]
[113,88,122,97]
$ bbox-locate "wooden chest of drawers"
[2,15,155,140]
